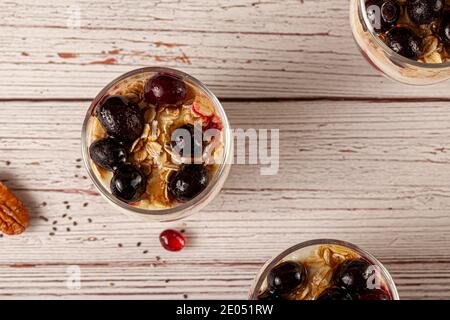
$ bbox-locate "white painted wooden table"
[0,0,449,299]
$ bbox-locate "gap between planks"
[2,96,450,103]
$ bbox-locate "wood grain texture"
[0,0,449,100]
[1,100,450,299]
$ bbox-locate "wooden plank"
[0,0,449,100]
[0,100,450,299]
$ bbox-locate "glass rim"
[81,66,233,221]
[249,239,400,300]
[357,0,450,69]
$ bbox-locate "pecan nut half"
[0,182,29,235]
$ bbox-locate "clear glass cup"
[249,239,400,300]
[350,0,450,85]
[81,67,233,222]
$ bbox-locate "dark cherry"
[168,165,210,202]
[385,27,422,59]
[110,164,147,203]
[407,0,444,25]
[171,124,203,158]
[89,137,127,171]
[316,287,353,301]
[267,261,306,295]
[357,289,392,300]
[144,74,187,106]
[96,95,144,144]
[440,13,450,45]
[159,229,186,252]
[365,0,400,32]
[333,259,373,292]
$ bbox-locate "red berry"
[144,74,187,106]
[159,229,186,252]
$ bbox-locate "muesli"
[255,244,395,300]
[87,72,225,210]
[365,0,450,63]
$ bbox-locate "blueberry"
[440,13,450,45]
[110,164,147,203]
[267,261,306,295]
[171,124,203,158]
[144,74,187,106]
[168,165,210,202]
[316,287,353,301]
[381,1,401,27]
[96,95,144,144]
[407,0,444,25]
[385,27,422,59]
[333,259,373,292]
[366,0,400,32]
[89,137,127,171]
[357,289,392,300]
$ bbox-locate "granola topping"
[365,0,450,63]
[257,244,393,300]
[88,71,225,210]
[351,0,450,84]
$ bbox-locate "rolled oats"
[422,36,439,57]
[258,245,375,300]
[145,141,162,159]
[424,51,443,64]
[88,71,225,210]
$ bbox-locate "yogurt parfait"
[82,67,232,221]
[250,240,399,300]
[350,0,450,84]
